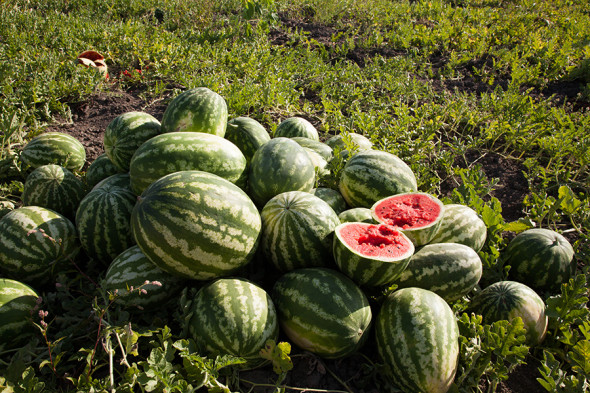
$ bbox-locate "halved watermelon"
[371,192,445,246]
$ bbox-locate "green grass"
[0,0,589,391]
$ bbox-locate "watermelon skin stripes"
[0,279,40,348]
[20,132,86,171]
[131,170,261,281]
[429,204,487,252]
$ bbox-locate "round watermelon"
[376,287,459,393]
[338,207,376,224]
[85,153,121,189]
[291,137,333,161]
[326,132,373,152]
[274,117,319,141]
[260,191,340,272]
[0,206,79,286]
[333,222,414,287]
[468,280,548,345]
[22,164,87,219]
[103,111,162,172]
[20,132,86,171]
[225,116,270,164]
[504,228,575,293]
[187,277,278,369]
[428,204,487,252]
[248,137,316,208]
[92,172,132,191]
[131,170,261,280]
[0,278,40,348]
[128,131,248,195]
[311,187,347,215]
[338,150,417,208]
[272,267,372,359]
[160,87,228,136]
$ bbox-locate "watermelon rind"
[272,267,372,359]
[274,117,319,141]
[504,228,575,293]
[248,137,316,208]
[428,204,487,252]
[0,206,79,286]
[338,150,417,208]
[468,280,548,345]
[20,132,86,171]
[376,287,459,393]
[103,111,162,172]
[131,170,262,280]
[333,222,414,287]
[260,191,341,272]
[394,243,483,302]
[0,278,39,348]
[128,131,248,195]
[22,164,87,219]
[187,277,278,369]
[160,87,228,137]
[225,116,270,164]
[371,192,445,246]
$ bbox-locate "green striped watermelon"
[129,131,247,195]
[333,222,414,287]
[291,137,333,161]
[371,192,445,246]
[0,201,15,219]
[338,150,417,208]
[187,277,278,369]
[0,278,39,348]
[20,132,86,171]
[103,111,162,172]
[274,117,319,141]
[260,191,340,272]
[304,148,330,180]
[504,228,575,293]
[338,207,376,224]
[272,267,372,359]
[22,164,87,219]
[376,287,459,393]
[326,132,373,152]
[102,245,186,310]
[225,117,270,164]
[75,183,137,265]
[92,173,132,191]
[131,170,261,280]
[428,204,487,252]
[85,153,121,189]
[311,187,347,215]
[248,137,316,208]
[394,243,482,302]
[468,280,548,345]
[160,87,228,136]
[0,206,79,285]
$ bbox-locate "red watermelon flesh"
[339,223,413,258]
[373,193,442,230]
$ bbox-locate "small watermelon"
[338,208,376,224]
[311,187,348,215]
[429,204,487,252]
[20,132,86,171]
[225,116,271,164]
[274,117,319,141]
[291,137,333,161]
[85,153,121,189]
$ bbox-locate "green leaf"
[259,340,293,375]
[569,340,590,376]
[558,185,583,215]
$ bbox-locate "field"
[0,0,589,392]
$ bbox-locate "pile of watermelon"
[0,87,577,392]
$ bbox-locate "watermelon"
[291,137,333,160]
[160,87,228,136]
[260,191,340,272]
[468,280,548,345]
[311,187,347,215]
[371,192,445,246]
[225,116,270,164]
[274,117,319,141]
[326,132,373,152]
[102,245,185,310]
[92,172,132,191]
[504,228,575,293]
[333,222,414,287]
[394,243,482,302]
[187,277,278,369]
[272,267,372,359]
[128,131,248,195]
[20,132,86,171]
[428,204,487,252]
[338,208,376,224]
[338,150,417,208]
[376,287,459,393]
[85,153,121,189]
[248,137,316,208]
[75,183,137,265]
[0,206,79,286]
[22,164,87,219]
[103,111,162,172]
[0,201,15,219]
[131,170,261,280]
[0,278,39,348]
[304,148,330,180]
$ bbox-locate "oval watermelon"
[428,204,487,252]
[225,116,270,164]
[338,207,376,224]
[274,117,319,141]
[20,132,86,171]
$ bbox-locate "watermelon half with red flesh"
[371,192,445,246]
[333,222,415,287]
